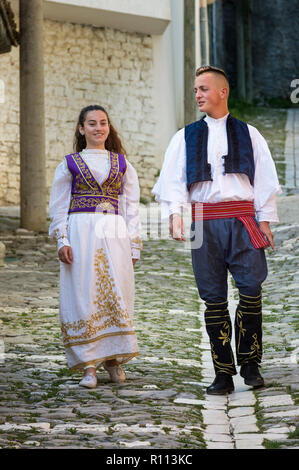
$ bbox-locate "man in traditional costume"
[153,66,281,395]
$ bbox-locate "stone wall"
[0,18,157,206]
[212,0,298,100]
[251,0,298,100]
[0,44,19,206]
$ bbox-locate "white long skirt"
[59,212,139,371]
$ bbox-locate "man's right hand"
[58,246,73,264]
[169,214,186,241]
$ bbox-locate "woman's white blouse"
[48,149,142,259]
[152,114,282,221]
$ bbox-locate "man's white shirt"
[152,113,282,222]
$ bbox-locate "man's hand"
[58,246,73,264]
[259,221,274,249]
[169,214,186,241]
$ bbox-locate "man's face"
[194,73,227,115]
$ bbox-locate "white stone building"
[0,0,185,209]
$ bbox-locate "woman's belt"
[192,200,270,249]
[68,195,119,214]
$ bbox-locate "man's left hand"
[259,221,274,249]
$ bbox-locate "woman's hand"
[132,258,138,266]
[259,221,274,249]
[58,246,73,264]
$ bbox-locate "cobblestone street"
[0,108,299,452]
[0,190,298,450]
[0,0,298,457]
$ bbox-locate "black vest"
[185,114,255,191]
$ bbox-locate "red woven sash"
[192,201,270,249]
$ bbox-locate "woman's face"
[79,110,110,149]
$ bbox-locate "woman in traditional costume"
[49,105,142,388]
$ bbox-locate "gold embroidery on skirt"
[69,351,139,371]
[61,248,131,345]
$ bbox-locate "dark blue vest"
[185,114,255,190]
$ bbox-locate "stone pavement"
[284,108,299,190]
[0,195,298,450]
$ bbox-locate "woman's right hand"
[58,246,73,264]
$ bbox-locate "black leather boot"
[206,373,234,395]
[240,363,264,388]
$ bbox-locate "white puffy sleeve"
[48,159,72,252]
[120,160,142,260]
[152,128,190,219]
[249,125,282,223]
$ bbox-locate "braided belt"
[192,201,270,249]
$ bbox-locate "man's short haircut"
[195,65,229,84]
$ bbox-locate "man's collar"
[204,113,230,125]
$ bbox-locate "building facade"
[0,0,183,209]
[0,0,297,212]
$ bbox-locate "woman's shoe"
[79,373,97,389]
[103,363,126,383]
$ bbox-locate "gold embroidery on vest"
[74,153,100,192]
[69,196,119,212]
[68,152,125,212]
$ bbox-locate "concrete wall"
[11,0,171,34]
[170,0,185,130]
[184,0,197,126]
[152,26,177,168]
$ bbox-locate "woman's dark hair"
[73,104,126,154]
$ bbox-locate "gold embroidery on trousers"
[250,333,261,356]
[211,342,235,374]
[218,321,231,346]
[236,309,262,361]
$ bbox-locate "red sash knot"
[192,201,270,249]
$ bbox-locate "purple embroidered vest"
[65,152,127,215]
